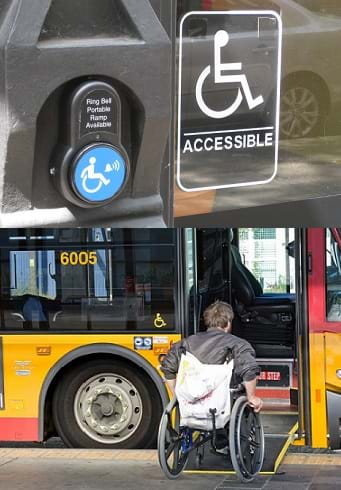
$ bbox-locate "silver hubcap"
[74,373,143,444]
[281,87,319,138]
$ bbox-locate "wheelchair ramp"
[185,413,298,475]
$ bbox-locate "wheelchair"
[157,386,265,483]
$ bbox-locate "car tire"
[280,78,326,139]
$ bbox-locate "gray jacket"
[160,328,260,382]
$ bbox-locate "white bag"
[175,351,234,430]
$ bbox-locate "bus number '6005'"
[60,251,97,266]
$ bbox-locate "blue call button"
[72,145,127,203]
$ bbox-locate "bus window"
[238,228,295,294]
[184,229,197,336]
[0,230,177,332]
[196,229,228,330]
[326,229,341,321]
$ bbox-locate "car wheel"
[280,80,325,139]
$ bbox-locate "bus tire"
[52,359,162,449]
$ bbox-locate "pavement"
[0,450,340,490]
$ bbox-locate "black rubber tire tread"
[229,395,265,483]
[52,359,162,449]
[157,397,189,479]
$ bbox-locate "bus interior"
[194,229,297,401]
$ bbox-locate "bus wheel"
[52,360,162,449]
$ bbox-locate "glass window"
[239,228,249,241]
[239,228,295,293]
[295,1,341,17]
[0,229,175,247]
[253,228,276,240]
[196,229,228,331]
[326,229,341,321]
[186,229,195,289]
[0,230,177,332]
[197,229,224,291]
[185,229,197,335]
[175,1,341,224]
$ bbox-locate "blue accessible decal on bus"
[72,145,127,202]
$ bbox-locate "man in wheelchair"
[160,300,263,413]
[158,301,264,482]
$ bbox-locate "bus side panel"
[0,333,180,442]
[0,335,40,440]
[0,337,4,409]
[325,332,341,449]
[325,333,341,392]
[0,418,38,441]
[309,333,328,448]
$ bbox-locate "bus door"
[192,228,298,409]
[228,229,297,407]
[230,228,303,471]
[186,227,300,474]
[307,228,341,450]
[293,228,309,446]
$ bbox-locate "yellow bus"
[0,228,340,455]
[0,228,183,448]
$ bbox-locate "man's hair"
[203,301,234,330]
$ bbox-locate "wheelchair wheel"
[157,397,189,479]
[229,396,264,483]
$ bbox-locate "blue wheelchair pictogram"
[72,146,127,202]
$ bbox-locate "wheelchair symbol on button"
[196,30,264,119]
[72,146,127,203]
[81,157,111,194]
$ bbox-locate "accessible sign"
[177,11,282,192]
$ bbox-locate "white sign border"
[177,10,283,193]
